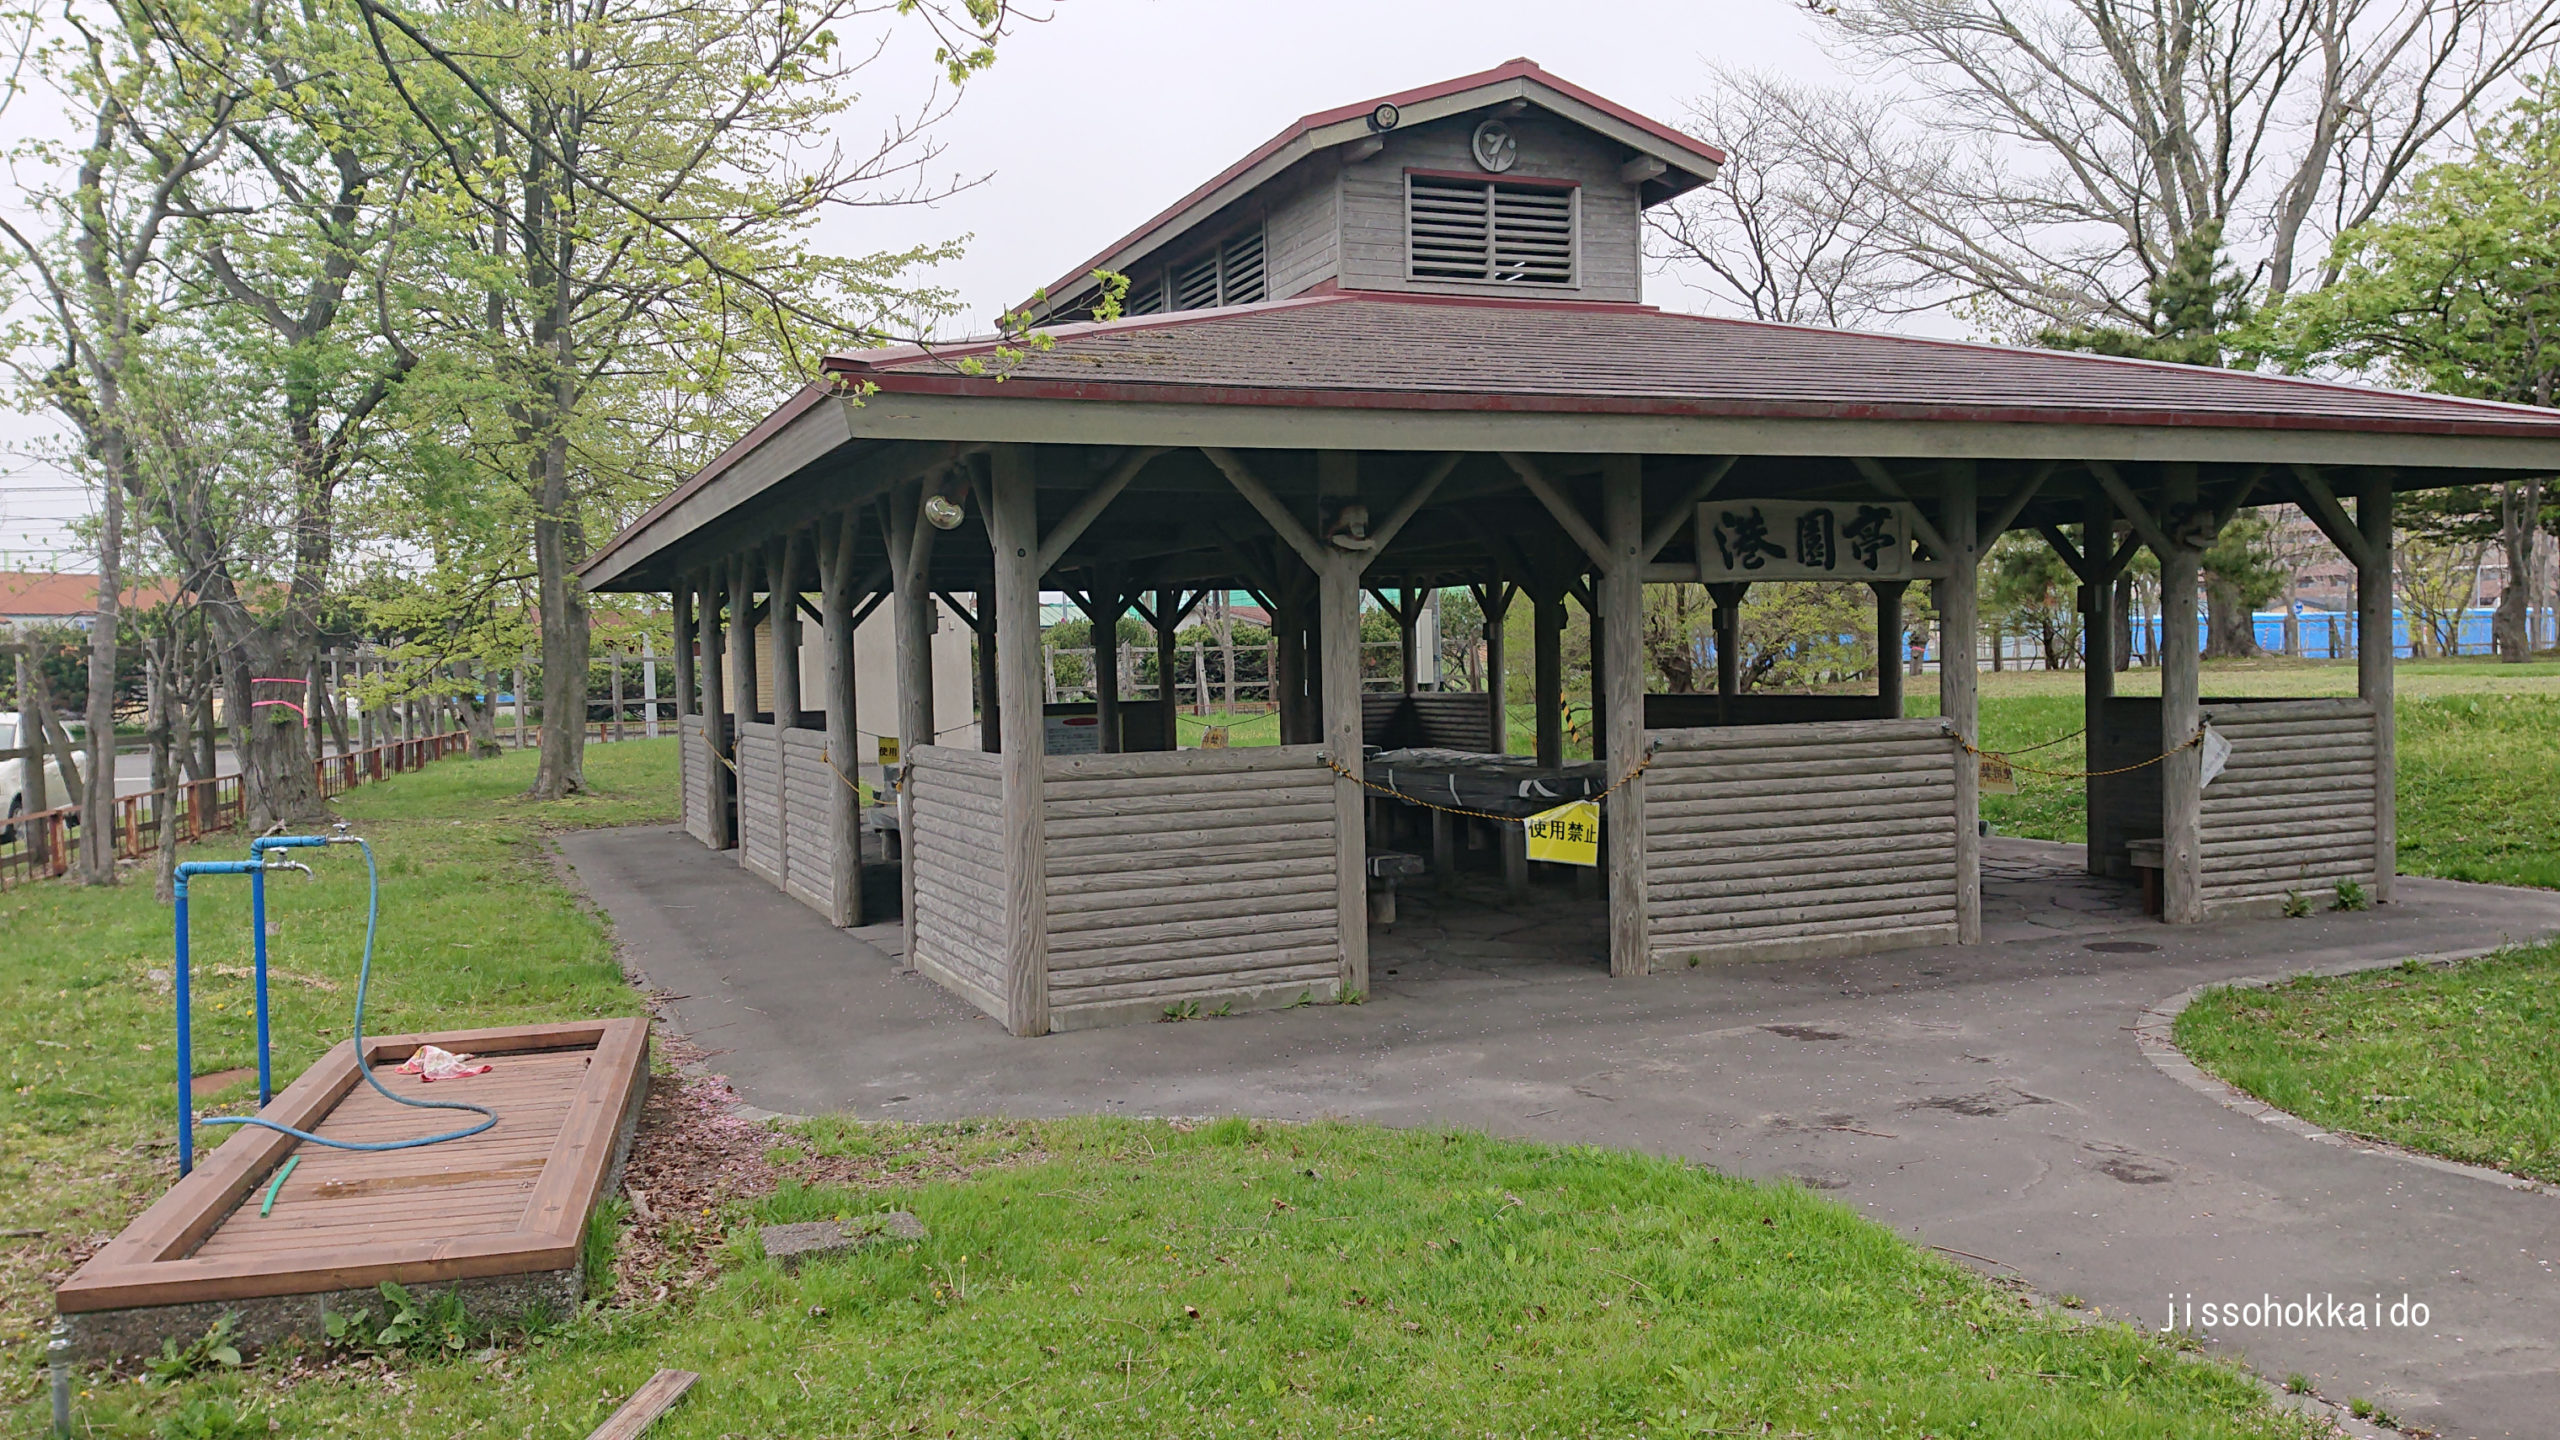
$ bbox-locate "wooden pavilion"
[580,60,2560,1035]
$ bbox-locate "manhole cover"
[2084,940,2160,954]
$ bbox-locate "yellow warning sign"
[876,736,900,766]
[1523,800,1601,867]
[1978,752,2018,795]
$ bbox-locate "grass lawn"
[55,1116,2323,1440]
[2174,946,2560,1185]
[0,739,2333,1438]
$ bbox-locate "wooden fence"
[0,731,468,891]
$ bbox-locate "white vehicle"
[1,712,83,841]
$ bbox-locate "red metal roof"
[1024,58,1727,316]
[829,290,2560,440]
[0,571,178,618]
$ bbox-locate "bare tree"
[1689,0,2560,336]
[1647,71,1920,326]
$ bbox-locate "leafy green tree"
[353,0,1010,797]
[2199,511,2286,658]
[1985,532,2080,668]
[2038,220,2251,367]
[2256,74,2560,660]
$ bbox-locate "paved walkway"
[559,826,2560,1439]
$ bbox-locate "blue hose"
[199,837,498,1154]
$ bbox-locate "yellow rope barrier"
[1959,729,2202,780]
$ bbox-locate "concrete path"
[558,825,2560,1439]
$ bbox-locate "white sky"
[0,0,1839,569]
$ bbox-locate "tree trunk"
[193,574,325,830]
[530,428,589,797]
[460,664,504,757]
[80,436,126,885]
[150,628,180,903]
[2202,573,2262,659]
[2494,480,2544,662]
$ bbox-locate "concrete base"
[65,1267,582,1365]
[1051,977,1341,1032]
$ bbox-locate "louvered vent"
[1164,226,1270,311]
[1173,253,1221,311]
[1219,229,1266,304]
[1408,176,1577,285]
[1119,273,1165,316]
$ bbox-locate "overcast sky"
[0,0,1839,569]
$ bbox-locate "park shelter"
[580,59,2560,1035]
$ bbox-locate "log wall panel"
[1644,718,1961,964]
[781,728,835,916]
[2196,702,2379,915]
[1039,745,1340,1027]
[736,724,784,887]
[679,717,712,846]
[906,745,1010,1022]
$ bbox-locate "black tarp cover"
[1362,747,1607,818]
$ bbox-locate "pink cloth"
[395,1045,492,1082]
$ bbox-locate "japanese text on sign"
[1700,499,1914,582]
[1523,800,1601,867]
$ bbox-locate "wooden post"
[730,555,760,724]
[513,655,528,748]
[888,482,937,760]
[769,536,801,729]
[1873,581,1907,718]
[1155,587,1180,748]
[1938,462,1983,945]
[1533,589,1565,767]
[818,513,865,927]
[1317,451,1370,998]
[1710,582,1746,715]
[990,446,1049,1035]
[610,651,625,743]
[2160,464,2204,924]
[1479,582,1512,755]
[888,484,935,952]
[976,590,1001,754]
[2081,487,2115,875]
[1088,583,1125,753]
[1599,457,1648,977]
[642,631,659,740]
[673,583,695,722]
[1191,639,1208,718]
[2358,472,2396,903]
[1397,588,1420,693]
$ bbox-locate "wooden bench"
[2126,838,2164,916]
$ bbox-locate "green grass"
[2174,946,2560,1184]
[78,1119,2321,1440]
[0,740,674,1375]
